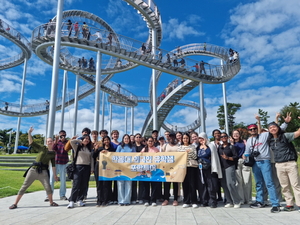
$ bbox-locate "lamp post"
[7,130,14,154]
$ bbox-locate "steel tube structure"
[101,91,105,130]
[47,0,64,138]
[199,81,206,133]
[125,107,127,134]
[13,58,28,154]
[151,28,158,130]
[131,107,134,134]
[73,75,80,136]
[94,51,102,131]
[109,103,112,136]
[60,70,67,131]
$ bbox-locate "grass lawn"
[0,170,96,198]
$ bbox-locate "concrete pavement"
[1,188,300,225]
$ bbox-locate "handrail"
[32,23,240,83]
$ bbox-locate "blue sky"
[1,0,300,138]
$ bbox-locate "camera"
[252,151,260,157]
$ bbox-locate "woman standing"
[267,121,300,212]
[132,133,145,204]
[67,135,94,208]
[141,137,160,206]
[178,133,199,208]
[161,133,179,206]
[116,134,136,206]
[218,132,241,208]
[198,132,222,208]
[9,127,58,209]
[176,132,183,145]
[230,130,252,205]
[93,136,115,207]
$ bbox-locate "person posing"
[67,135,94,208]
[110,130,120,204]
[9,127,58,209]
[230,130,252,205]
[116,134,136,206]
[141,137,160,206]
[244,114,290,213]
[178,133,199,208]
[176,132,183,145]
[52,130,69,201]
[132,133,145,204]
[93,136,115,207]
[218,132,241,209]
[161,133,179,206]
[267,119,300,212]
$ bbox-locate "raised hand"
[282,112,292,123]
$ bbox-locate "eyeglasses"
[248,128,257,131]
[220,135,228,138]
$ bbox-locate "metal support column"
[94,51,102,131]
[109,103,112,136]
[151,28,158,130]
[13,58,28,154]
[60,70,67,131]
[73,75,80,136]
[221,59,229,134]
[101,91,105,130]
[199,82,206,133]
[47,0,64,138]
[131,107,134,135]
[125,107,127,134]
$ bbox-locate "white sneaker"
[144,202,149,206]
[67,201,74,208]
[192,204,199,208]
[77,200,85,207]
[182,204,190,208]
[234,203,241,209]
[152,202,157,206]
[224,203,234,208]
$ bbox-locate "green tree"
[278,102,300,147]
[0,129,16,153]
[258,109,270,129]
[217,103,241,132]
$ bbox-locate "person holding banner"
[116,134,136,206]
[162,133,180,206]
[178,133,199,208]
[93,136,115,207]
[141,137,160,206]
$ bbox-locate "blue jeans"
[56,164,67,197]
[117,180,132,204]
[252,160,280,207]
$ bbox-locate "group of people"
[9,113,300,214]
[77,57,95,70]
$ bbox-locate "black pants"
[131,181,144,201]
[198,169,217,205]
[182,167,198,204]
[143,181,159,203]
[110,181,118,202]
[69,165,90,202]
[163,182,179,201]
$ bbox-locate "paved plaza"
[0,188,300,225]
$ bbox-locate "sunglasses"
[248,128,257,131]
[220,135,228,138]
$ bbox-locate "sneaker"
[144,202,149,206]
[250,201,265,208]
[77,200,85,207]
[182,204,190,208]
[234,203,241,209]
[139,200,143,204]
[108,201,114,205]
[44,197,49,202]
[113,201,118,204]
[131,201,136,204]
[224,203,234,208]
[152,202,157,206]
[210,204,217,208]
[271,206,281,213]
[162,200,169,206]
[283,205,294,212]
[102,202,108,207]
[60,196,68,201]
[192,204,199,208]
[67,201,74,208]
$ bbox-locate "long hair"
[102,136,111,147]
[78,135,92,152]
[144,137,155,152]
[120,134,133,149]
[182,132,191,145]
[232,130,242,142]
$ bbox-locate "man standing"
[244,115,290,213]
[52,130,69,200]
